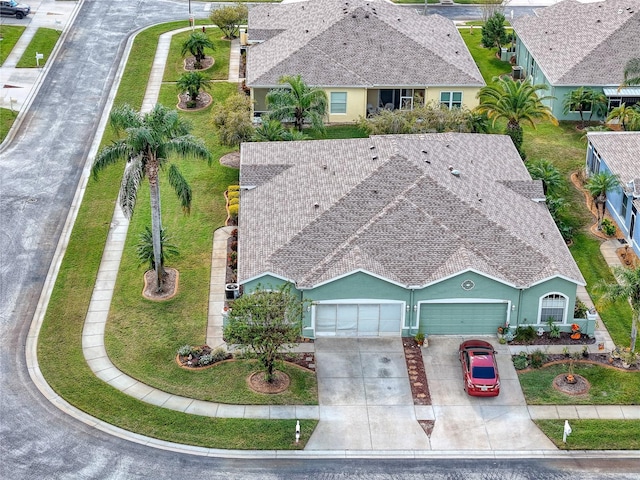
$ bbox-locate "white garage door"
[315,303,403,336]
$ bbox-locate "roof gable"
[246,0,484,87]
[513,0,640,86]
[239,134,585,289]
[588,132,640,194]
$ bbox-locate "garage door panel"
[314,302,402,336]
[420,303,507,335]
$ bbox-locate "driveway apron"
[423,336,556,450]
[306,338,430,450]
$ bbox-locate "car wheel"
[16,12,24,19]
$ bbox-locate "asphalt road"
[1,1,639,478]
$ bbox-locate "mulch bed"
[219,151,240,168]
[177,92,212,111]
[516,353,639,372]
[142,268,178,301]
[402,337,431,405]
[508,332,595,346]
[248,371,290,394]
[552,373,590,395]
[184,55,214,71]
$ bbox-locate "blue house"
[586,132,640,257]
[512,0,640,122]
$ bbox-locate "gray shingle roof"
[238,133,585,289]
[512,0,640,86]
[588,131,640,195]
[246,0,484,88]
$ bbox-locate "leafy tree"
[211,93,254,147]
[607,103,640,131]
[562,87,608,128]
[545,195,573,242]
[176,71,210,108]
[621,58,640,88]
[476,76,558,160]
[584,171,620,230]
[92,104,212,291]
[597,266,640,351]
[181,32,215,69]
[481,12,508,52]
[209,3,248,39]
[136,226,179,271]
[252,117,306,142]
[266,75,328,132]
[223,285,305,382]
[526,159,563,196]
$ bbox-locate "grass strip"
[535,420,640,450]
[37,21,316,449]
[0,107,18,143]
[459,27,512,84]
[0,25,26,65]
[16,28,61,68]
[519,363,640,405]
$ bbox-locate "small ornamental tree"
[209,3,248,39]
[224,285,304,383]
[211,93,254,146]
[481,12,508,53]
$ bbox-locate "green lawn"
[163,28,231,82]
[16,28,61,68]
[37,20,317,450]
[519,363,640,405]
[0,107,18,143]
[459,28,512,84]
[0,25,25,65]
[536,419,640,450]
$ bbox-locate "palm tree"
[584,171,620,229]
[622,58,640,88]
[92,104,212,291]
[562,87,608,128]
[252,117,306,142]
[265,75,328,132]
[597,266,640,351]
[476,77,558,159]
[526,159,563,196]
[607,103,640,131]
[176,71,210,108]
[181,32,215,69]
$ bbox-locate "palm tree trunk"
[148,164,164,292]
[631,311,638,352]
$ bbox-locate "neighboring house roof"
[588,131,640,196]
[246,0,484,88]
[512,0,640,86]
[239,133,585,290]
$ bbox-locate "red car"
[458,340,500,397]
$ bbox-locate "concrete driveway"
[306,337,430,450]
[423,336,556,451]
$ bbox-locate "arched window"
[539,293,567,323]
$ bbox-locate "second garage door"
[314,302,403,336]
[419,302,508,335]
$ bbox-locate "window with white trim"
[440,91,462,109]
[540,293,567,323]
[330,92,347,114]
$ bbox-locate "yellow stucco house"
[244,0,485,124]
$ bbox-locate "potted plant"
[621,350,638,369]
[414,332,425,346]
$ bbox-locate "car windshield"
[10,0,18,6]
[471,366,495,379]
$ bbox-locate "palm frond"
[119,156,144,219]
[167,164,192,215]
[92,141,131,180]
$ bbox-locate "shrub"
[546,317,561,338]
[574,299,588,318]
[199,354,214,366]
[228,203,239,219]
[601,218,617,236]
[227,190,239,199]
[228,197,239,206]
[515,325,536,343]
[177,345,193,356]
[513,352,529,370]
[530,350,547,369]
[211,347,229,363]
[228,185,240,191]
